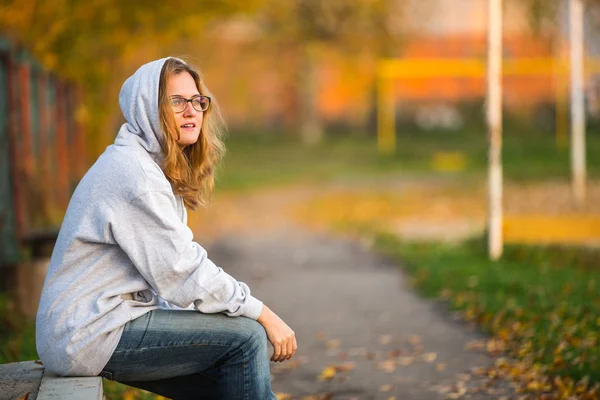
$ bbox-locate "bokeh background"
[2,0,600,399]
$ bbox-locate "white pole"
[569,0,586,205]
[487,0,503,260]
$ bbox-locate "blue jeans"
[100,309,276,400]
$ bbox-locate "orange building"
[395,33,555,106]
[202,0,567,129]
[316,0,560,125]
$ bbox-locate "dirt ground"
[187,177,600,399]
[191,177,600,245]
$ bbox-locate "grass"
[0,294,37,364]
[373,233,600,392]
[217,118,600,191]
[0,294,160,399]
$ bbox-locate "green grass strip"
[374,234,600,383]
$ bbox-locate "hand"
[257,305,297,362]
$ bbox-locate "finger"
[285,337,294,360]
[289,336,298,360]
[277,342,287,362]
[278,340,289,362]
[271,342,282,362]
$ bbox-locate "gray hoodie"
[36,57,263,377]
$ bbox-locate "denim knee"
[239,318,268,356]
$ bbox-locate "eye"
[170,97,183,106]
[193,97,209,111]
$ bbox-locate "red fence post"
[38,71,52,214]
[6,55,23,244]
[55,80,69,209]
[73,87,87,180]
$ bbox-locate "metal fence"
[0,38,86,266]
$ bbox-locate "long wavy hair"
[158,58,225,210]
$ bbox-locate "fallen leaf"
[272,358,306,373]
[378,359,396,373]
[276,393,293,400]
[447,382,467,399]
[436,362,446,371]
[304,395,333,400]
[379,384,393,392]
[464,339,485,351]
[408,335,422,345]
[318,366,337,381]
[333,361,356,372]
[456,373,471,381]
[123,391,136,400]
[423,352,437,363]
[326,339,341,349]
[389,348,402,358]
[16,393,30,400]
[397,356,414,366]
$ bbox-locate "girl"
[36,57,296,399]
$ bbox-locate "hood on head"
[115,57,182,159]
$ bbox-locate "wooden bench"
[0,361,103,400]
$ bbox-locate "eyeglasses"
[169,95,211,113]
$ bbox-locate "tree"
[0,0,263,155]
[252,0,405,144]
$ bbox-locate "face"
[166,71,204,147]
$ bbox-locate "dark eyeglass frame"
[169,95,211,113]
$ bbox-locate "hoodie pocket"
[121,289,158,307]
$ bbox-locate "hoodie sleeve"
[109,189,263,320]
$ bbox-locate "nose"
[183,101,197,116]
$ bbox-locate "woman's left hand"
[257,305,297,362]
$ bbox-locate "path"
[208,229,513,399]
[189,178,532,399]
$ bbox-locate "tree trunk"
[487,0,503,260]
[298,43,324,145]
[569,0,586,205]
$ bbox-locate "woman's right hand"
[257,305,297,362]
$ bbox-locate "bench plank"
[0,361,44,400]
[37,373,103,400]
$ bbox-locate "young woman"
[36,57,296,399]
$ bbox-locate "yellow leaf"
[318,366,337,381]
[276,393,293,400]
[123,391,136,400]
[379,384,393,392]
[527,381,542,391]
[422,352,437,363]
[397,356,414,366]
[378,360,396,373]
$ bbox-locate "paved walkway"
[206,228,515,399]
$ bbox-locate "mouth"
[180,123,197,130]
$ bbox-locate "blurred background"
[2,0,600,398]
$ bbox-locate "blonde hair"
[158,58,225,210]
